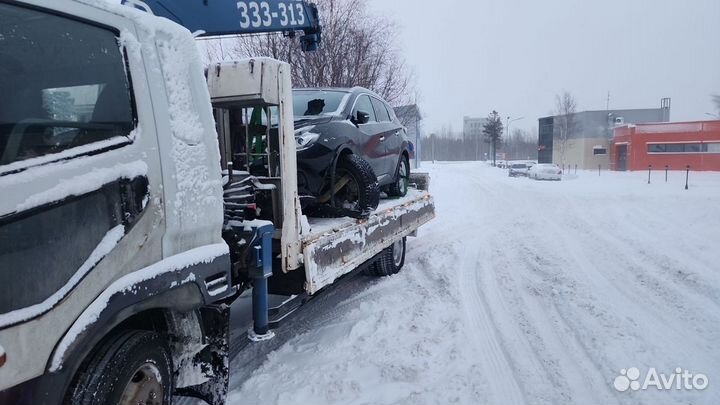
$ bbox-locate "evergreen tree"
[482,110,504,167]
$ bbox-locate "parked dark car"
[292,87,411,217]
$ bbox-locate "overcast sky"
[367,0,720,135]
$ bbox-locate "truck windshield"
[293,90,348,117]
[0,3,135,168]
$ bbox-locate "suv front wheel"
[333,154,380,218]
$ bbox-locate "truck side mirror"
[356,111,370,125]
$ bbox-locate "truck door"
[0,2,163,389]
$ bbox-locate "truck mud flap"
[175,305,230,405]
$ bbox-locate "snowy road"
[226,162,720,405]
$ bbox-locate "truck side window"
[0,3,135,168]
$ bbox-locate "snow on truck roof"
[67,0,196,39]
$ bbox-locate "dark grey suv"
[293,87,411,217]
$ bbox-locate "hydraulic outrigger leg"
[248,224,275,342]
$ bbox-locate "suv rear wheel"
[387,155,410,197]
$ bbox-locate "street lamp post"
[506,116,524,160]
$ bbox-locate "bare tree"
[554,91,578,166]
[713,94,720,116]
[203,39,232,62]
[214,0,414,105]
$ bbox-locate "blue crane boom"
[124,0,321,51]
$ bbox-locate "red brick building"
[611,121,720,171]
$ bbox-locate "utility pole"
[606,91,612,138]
[606,92,610,111]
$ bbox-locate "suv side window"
[353,95,377,123]
[371,97,391,122]
[0,3,135,169]
[385,102,398,122]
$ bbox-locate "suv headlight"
[295,126,320,151]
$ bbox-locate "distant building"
[394,104,423,169]
[538,99,671,169]
[612,120,720,171]
[463,116,489,160]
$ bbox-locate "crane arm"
[125,0,321,51]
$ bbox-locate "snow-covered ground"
[226,162,720,405]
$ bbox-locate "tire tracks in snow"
[459,171,617,404]
[226,163,720,404]
[426,163,527,403]
[456,240,527,404]
[521,188,717,368]
[558,196,720,349]
[456,167,717,403]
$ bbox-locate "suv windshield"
[293,90,348,118]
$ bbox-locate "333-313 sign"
[236,1,308,29]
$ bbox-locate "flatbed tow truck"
[0,1,434,404]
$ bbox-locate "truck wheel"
[333,154,380,217]
[366,237,406,277]
[69,330,173,405]
[387,155,410,197]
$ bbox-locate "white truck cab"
[0,1,434,404]
[1,1,233,403]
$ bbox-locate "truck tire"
[387,155,410,197]
[69,330,173,405]
[366,237,406,277]
[334,154,380,217]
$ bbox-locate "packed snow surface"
[228,162,720,405]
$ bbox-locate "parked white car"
[525,162,536,176]
[508,163,529,177]
[529,163,563,181]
